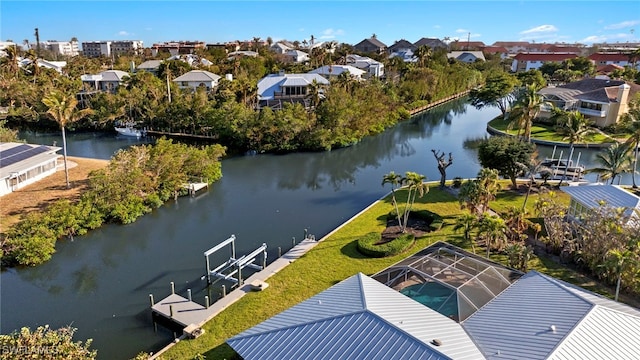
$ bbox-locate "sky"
[1,1,639,48]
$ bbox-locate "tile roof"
[482,46,508,53]
[588,53,632,61]
[513,53,578,61]
[492,41,531,47]
[173,70,221,82]
[228,273,484,360]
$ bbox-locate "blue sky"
[1,1,639,48]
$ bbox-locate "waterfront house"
[308,65,366,80]
[538,78,637,128]
[173,70,221,91]
[511,53,578,72]
[228,242,640,360]
[345,54,385,78]
[0,142,61,197]
[447,50,486,63]
[353,37,387,54]
[257,72,329,109]
[561,185,640,226]
[80,70,129,93]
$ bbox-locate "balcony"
[577,107,606,117]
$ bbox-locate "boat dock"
[183,182,208,196]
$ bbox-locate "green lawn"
[159,185,623,360]
[488,117,614,144]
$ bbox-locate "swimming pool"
[400,282,458,320]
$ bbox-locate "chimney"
[617,83,630,104]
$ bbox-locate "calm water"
[1,99,622,359]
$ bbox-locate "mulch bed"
[381,216,432,241]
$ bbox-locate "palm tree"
[621,105,640,188]
[414,45,432,67]
[508,84,543,142]
[551,107,595,186]
[517,152,551,210]
[42,90,94,188]
[477,168,500,214]
[306,79,323,109]
[454,212,478,252]
[589,142,633,184]
[478,215,507,258]
[1,44,19,76]
[382,172,402,227]
[602,247,637,301]
[400,172,428,232]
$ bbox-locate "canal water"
[1,98,621,359]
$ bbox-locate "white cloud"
[470,33,482,39]
[117,30,131,36]
[319,28,344,39]
[520,25,558,34]
[455,28,469,34]
[580,32,634,44]
[604,20,639,30]
[433,25,441,29]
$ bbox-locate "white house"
[173,70,221,91]
[137,60,163,75]
[270,42,293,54]
[447,51,486,63]
[308,65,366,80]
[257,72,329,109]
[284,49,309,63]
[588,53,639,70]
[81,70,130,93]
[511,53,578,72]
[0,142,61,197]
[561,184,640,226]
[18,58,67,74]
[345,54,384,78]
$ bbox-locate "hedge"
[356,232,415,258]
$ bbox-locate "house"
[482,46,509,59]
[0,142,61,197]
[449,40,485,51]
[19,58,67,74]
[447,50,486,63]
[538,78,637,127]
[413,37,448,50]
[308,65,366,80]
[228,242,640,360]
[136,60,163,75]
[387,39,416,54]
[589,53,638,69]
[561,185,640,225]
[353,37,387,54]
[80,70,130,93]
[284,49,309,63]
[596,64,625,78]
[389,49,417,63]
[257,72,329,109]
[345,54,384,78]
[227,51,259,60]
[150,41,205,56]
[511,53,578,72]
[270,42,293,55]
[172,70,221,91]
[492,41,532,53]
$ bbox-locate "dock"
[182,182,208,196]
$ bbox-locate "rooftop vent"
[550,325,557,333]
[431,339,442,346]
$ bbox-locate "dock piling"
[222,285,226,297]
[292,237,296,247]
[205,296,210,309]
[187,289,192,302]
[149,294,154,306]
[278,247,282,257]
[170,305,174,318]
[171,282,175,295]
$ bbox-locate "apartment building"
[81,40,144,58]
[33,40,80,57]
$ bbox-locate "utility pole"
[34,27,40,57]
[467,32,471,50]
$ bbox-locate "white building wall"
[0,158,59,197]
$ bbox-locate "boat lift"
[204,235,267,287]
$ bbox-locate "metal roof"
[309,65,366,77]
[173,70,221,83]
[99,70,129,82]
[462,271,640,360]
[561,185,640,217]
[257,73,329,100]
[0,142,60,179]
[227,273,484,360]
[137,60,162,70]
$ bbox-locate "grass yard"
[488,117,614,144]
[161,184,630,360]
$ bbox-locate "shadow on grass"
[340,239,372,259]
[203,343,241,360]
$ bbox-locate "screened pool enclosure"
[373,242,523,321]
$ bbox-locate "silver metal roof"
[228,273,484,360]
[561,184,640,217]
[462,271,640,360]
[308,65,366,77]
[0,142,60,179]
[173,70,221,83]
[257,73,329,100]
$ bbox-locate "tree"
[399,172,428,232]
[621,102,640,188]
[551,108,596,185]
[382,171,402,227]
[478,136,535,189]
[454,212,478,252]
[468,72,518,118]
[42,90,94,188]
[0,325,96,359]
[414,45,432,67]
[602,247,637,301]
[478,215,507,258]
[0,120,19,142]
[458,168,500,215]
[515,69,546,89]
[508,84,544,141]
[588,142,633,184]
[517,152,551,210]
[431,149,453,187]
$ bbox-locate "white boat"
[115,126,144,138]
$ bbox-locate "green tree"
[478,136,535,189]
[508,84,544,142]
[551,108,596,186]
[588,142,633,185]
[478,215,507,258]
[414,45,433,67]
[382,171,403,227]
[0,120,19,142]
[515,69,546,89]
[517,152,551,210]
[399,172,428,233]
[42,90,94,188]
[602,247,637,302]
[454,212,478,252]
[468,71,518,118]
[0,325,96,359]
[621,103,640,188]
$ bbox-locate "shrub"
[356,232,415,258]
[452,177,463,188]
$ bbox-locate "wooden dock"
[182,182,208,196]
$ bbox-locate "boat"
[115,126,145,138]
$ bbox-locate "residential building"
[136,60,163,75]
[450,40,485,51]
[81,40,143,58]
[257,72,329,109]
[151,41,205,56]
[284,49,309,64]
[227,51,259,60]
[172,70,221,91]
[447,50,486,63]
[353,37,387,54]
[511,53,578,72]
[413,37,448,50]
[228,242,640,360]
[80,70,130,93]
[33,40,80,57]
[0,41,17,52]
[270,42,293,55]
[308,65,366,80]
[492,41,534,54]
[593,42,640,52]
[389,49,417,63]
[538,78,638,128]
[0,142,61,197]
[387,39,416,54]
[482,46,509,59]
[345,54,384,78]
[589,53,638,69]
[561,185,640,225]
